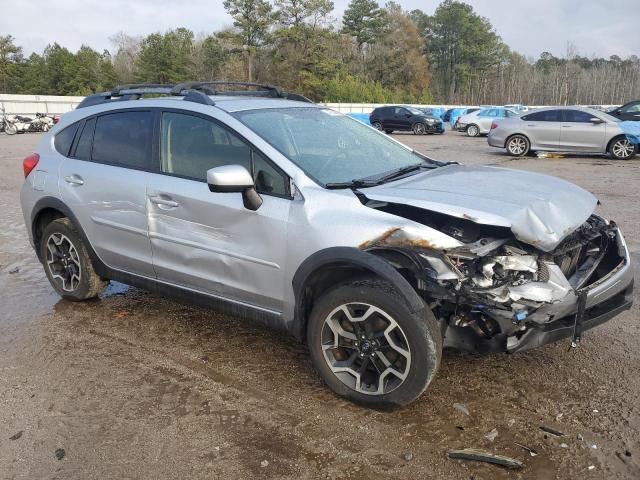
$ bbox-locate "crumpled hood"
[363,164,598,252]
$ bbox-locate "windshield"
[406,107,424,115]
[233,107,437,186]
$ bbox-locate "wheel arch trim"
[30,196,109,276]
[290,246,425,340]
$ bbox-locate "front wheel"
[307,280,442,408]
[466,124,480,137]
[412,123,426,135]
[40,218,107,301]
[506,134,530,156]
[609,137,637,160]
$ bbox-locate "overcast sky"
[1,0,638,59]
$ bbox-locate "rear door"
[147,110,291,312]
[59,110,156,277]
[559,109,607,152]
[521,109,563,149]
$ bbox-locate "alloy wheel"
[612,138,634,159]
[413,123,426,135]
[373,121,383,131]
[508,137,527,155]
[466,125,479,137]
[46,233,82,292]
[321,303,411,395]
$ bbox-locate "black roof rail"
[76,81,313,109]
[171,81,283,97]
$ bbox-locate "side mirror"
[207,165,263,211]
[590,117,604,124]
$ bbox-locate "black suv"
[608,100,640,121]
[369,106,444,135]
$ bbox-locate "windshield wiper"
[325,162,431,190]
[325,179,380,189]
[366,162,429,184]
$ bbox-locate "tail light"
[490,121,498,130]
[23,153,40,178]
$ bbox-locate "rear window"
[54,122,80,156]
[91,111,153,169]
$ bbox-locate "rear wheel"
[466,124,480,137]
[384,129,393,134]
[372,121,383,131]
[412,123,426,135]
[40,218,107,301]
[609,137,637,160]
[307,279,442,408]
[506,134,530,156]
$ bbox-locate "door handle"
[64,174,84,186]
[527,124,536,127]
[561,125,573,128]
[149,195,179,208]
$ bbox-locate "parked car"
[608,100,640,122]
[369,105,445,135]
[455,107,519,136]
[21,82,633,408]
[488,106,638,160]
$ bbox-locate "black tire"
[609,136,637,160]
[307,279,442,408]
[40,218,107,301]
[384,129,393,134]
[506,134,530,157]
[466,124,480,137]
[372,121,383,131]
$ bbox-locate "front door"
[393,107,412,130]
[147,110,291,312]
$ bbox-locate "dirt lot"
[1,130,639,479]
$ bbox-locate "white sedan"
[455,107,520,137]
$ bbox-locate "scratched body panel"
[147,174,290,312]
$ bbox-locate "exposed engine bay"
[359,200,626,351]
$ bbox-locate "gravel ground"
[0,130,638,479]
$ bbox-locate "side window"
[563,110,595,123]
[522,110,561,122]
[92,111,153,169]
[160,112,288,196]
[394,107,408,116]
[54,122,80,156]
[253,151,288,196]
[73,117,96,160]
[161,112,251,181]
[621,103,640,113]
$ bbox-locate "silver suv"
[20,82,634,407]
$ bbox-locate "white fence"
[0,94,619,116]
[0,94,84,115]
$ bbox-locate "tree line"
[1,0,638,105]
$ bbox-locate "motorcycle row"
[0,108,54,135]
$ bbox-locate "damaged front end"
[360,201,633,353]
